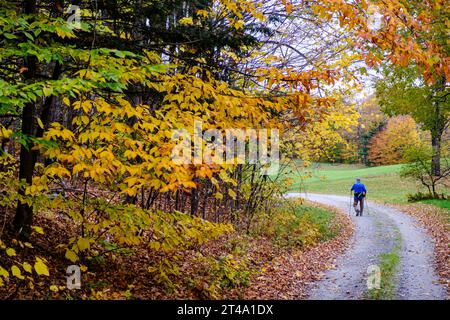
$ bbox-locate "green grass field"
[418,199,450,210]
[284,162,449,208]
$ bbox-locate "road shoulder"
[239,201,354,299]
[393,203,449,298]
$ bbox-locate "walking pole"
[365,194,371,216]
[349,191,353,215]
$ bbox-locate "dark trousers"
[354,194,365,212]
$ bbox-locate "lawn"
[418,199,450,211]
[284,162,447,205]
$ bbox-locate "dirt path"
[285,193,446,300]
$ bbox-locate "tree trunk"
[15,61,62,238]
[431,182,437,198]
[431,133,441,177]
[430,75,446,177]
[14,0,38,238]
[190,178,199,216]
[14,98,35,238]
[235,164,242,210]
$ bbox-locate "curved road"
[285,193,446,300]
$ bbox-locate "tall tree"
[311,0,449,174]
[375,64,449,175]
[13,0,38,238]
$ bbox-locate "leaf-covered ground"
[394,203,449,295]
[0,200,353,300]
[234,203,354,299]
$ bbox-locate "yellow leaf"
[55,27,75,39]
[50,285,59,292]
[149,241,161,251]
[0,127,13,139]
[65,249,78,263]
[11,265,24,279]
[228,189,237,199]
[0,266,9,278]
[37,118,44,129]
[234,20,244,30]
[42,86,52,97]
[124,188,137,197]
[6,248,16,257]
[32,226,44,235]
[197,9,208,18]
[81,100,92,113]
[24,242,33,248]
[34,259,50,276]
[77,238,90,251]
[179,17,194,26]
[125,176,138,187]
[22,262,33,273]
[211,177,219,187]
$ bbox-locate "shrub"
[407,192,448,202]
[254,200,337,249]
[401,144,450,198]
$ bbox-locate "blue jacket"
[351,182,367,194]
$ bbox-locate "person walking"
[351,178,367,216]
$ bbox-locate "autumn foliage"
[368,116,421,165]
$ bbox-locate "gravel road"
[285,193,446,300]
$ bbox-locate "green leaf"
[24,32,34,41]
[4,33,17,40]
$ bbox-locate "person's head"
[356,178,361,183]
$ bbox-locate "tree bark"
[190,178,199,216]
[14,99,35,238]
[430,75,447,177]
[14,1,37,238]
[15,62,62,238]
[431,132,441,177]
